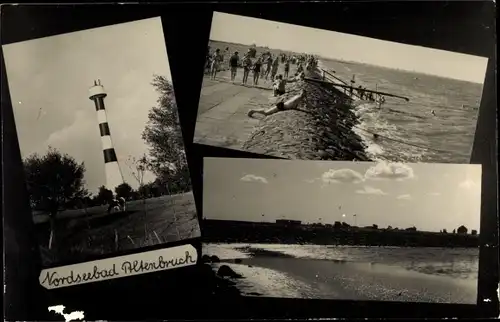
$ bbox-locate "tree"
[142,75,191,194]
[96,185,113,205]
[471,229,478,236]
[115,182,133,200]
[457,225,468,234]
[23,147,87,249]
[372,224,378,230]
[442,229,448,234]
[138,183,151,199]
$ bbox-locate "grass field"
[36,192,200,267]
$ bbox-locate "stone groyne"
[241,68,371,161]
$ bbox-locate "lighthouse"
[89,80,124,191]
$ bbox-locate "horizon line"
[209,38,486,84]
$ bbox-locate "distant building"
[457,225,468,234]
[276,219,302,226]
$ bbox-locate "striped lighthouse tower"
[89,79,124,191]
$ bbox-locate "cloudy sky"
[210,12,488,83]
[3,17,174,193]
[204,158,482,233]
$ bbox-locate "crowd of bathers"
[204,45,391,109]
[205,45,319,87]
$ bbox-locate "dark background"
[1,2,497,320]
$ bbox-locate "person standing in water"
[253,57,263,85]
[229,51,240,81]
[241,54,252,85]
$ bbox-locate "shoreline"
[241,65,372,161]
[205,247,477,304]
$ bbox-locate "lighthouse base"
[105,161,124,192]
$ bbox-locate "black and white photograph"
[194,12,488,164]
[2,17,201,268]
[202,157,481,304]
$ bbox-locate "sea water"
[317,59,483,163]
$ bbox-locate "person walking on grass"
[229,51,239,81]
[242,54,252,85]
[253,57,263,85]
[210,49,223,80]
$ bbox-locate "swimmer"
[270,56,280,80]
[248,89,307,118]
[284,59,290,78]
[252,57,263,85]
[229,51,240,81]
[241,54,252,85]
[265,55,273,80]
[373,133,379,140]
[431,110,436,116]
[210,49,223,80]
[297,63,304,74]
